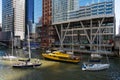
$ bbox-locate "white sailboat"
[82,63,110,71]
[2,32,17,60]
[82,52,110,71]
[12,25,42,68]
[82,28,110,71]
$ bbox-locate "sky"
[79,0,105,6]
[0,0,120,34]
[115,0,120,34]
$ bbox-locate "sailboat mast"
[27,25,31,59]
[11,32,14,56]
[72,29,74,53]
[97,31,98,54]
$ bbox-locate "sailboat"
[82,63,110,71]
[82,29,110,71]
[2,32,17,60]
[82,52,110,71]
[12,25,42,68]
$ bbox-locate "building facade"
[68,0,79,11]
[52,0,115,54]
[2,0,14,32]
[52,0,79,23]
[68,1,114,20]
[14,0,25,40]
[2,0,25,40]
[41,0,56,48]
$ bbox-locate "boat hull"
[82,63,110,71]
[42,53,80,64]
[12,63,42,68]
[2,56,17,60]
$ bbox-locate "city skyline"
[0,0,118,19]
[0,0,120,34]
[0,0,106,23]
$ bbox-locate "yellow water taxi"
[42,51,80,63]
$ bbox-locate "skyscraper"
[25,0,42,34]
[41,0,56,48]
[14,0,25,40]
[2,0,25,40]
[2,0,14,32]
[25,0,34,34]
[52,0,79,23]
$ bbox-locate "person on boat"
[35,59,40,63]
[25,58,30,65]
[37,59,39,63]
[27,58,30,62]
[71,55,80,60]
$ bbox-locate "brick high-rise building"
[41,0,56,49]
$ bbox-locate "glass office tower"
[2,0,25,40]
[25,0,34,34]
[2,0,14,32]
[52,0,79,23]
[26,0,42,34]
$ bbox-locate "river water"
[0,49,120,80]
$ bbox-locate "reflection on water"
[108,58,120,80]
[0,49,120,80]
